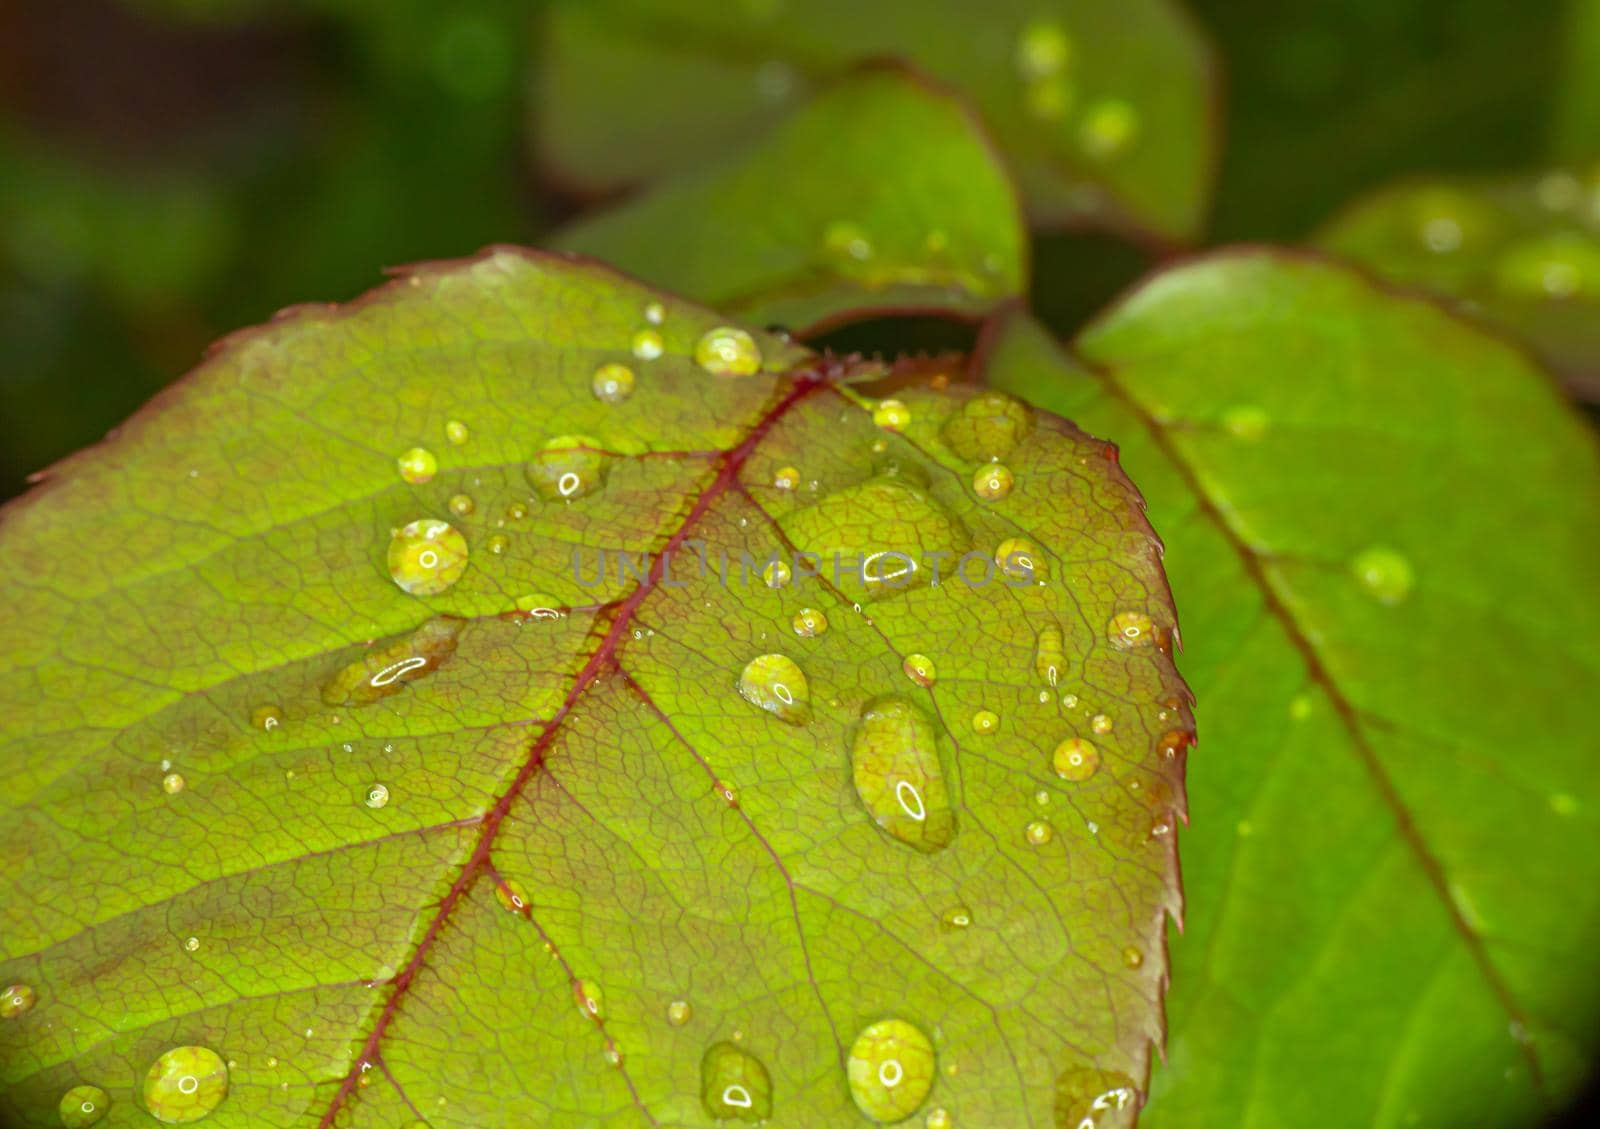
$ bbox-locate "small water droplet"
[996,538,1042,580]
[494,877,529,914]
[142,1045,228,1123]
[942,391,1033,462]
[715,780,740,807]
[58,1084,109,1128]
[792,607,828,637]
[447,493,475,517]
[773,465,800,490]
[1107,611,1154,648]
[762,560,792,588]
[444,420,469,446]
[971,709,999,735]
[644,301,666,325]
[667,999,693,1026]
[695,327,763,377]
[1351,545,1415,605]
[487,533,509,555]
[529,435,609,501]
[1079,98,1139,159]
[184,936,200,952]
[701,1041,772,1121]
[1015,19,1072,80]
[902,653,937,687]
[847,1018,936,1122]
[362,783,390,809]
[1055,1066,1139,1128]
[925,1108,954,1129]
[1090,713,1113,735]
[250,705,282,731]
[632,328,664,360]
[162,772,186,795]
[874,399,911,430]
[574,979,604,1021]
[851,696,955,852]
[1,983,36,1018]
[973,463,1014,501]
[738,654,811,725]
[388,519,469,596]
[824,221,874,262]
[1222,404,1270,441]
[590,362,636,404]
[397,447,438,485]
[1550,793,1579,817]
[939,905,973,932]
[1025,819,1054,846]
[1122,946,1144,969]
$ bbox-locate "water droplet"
[996,538,1042,580]
[184,936,200,952]
[1221,404,1269,441]
[632,328,664,360]
[444,419,470,446]
[851,696,955,852]
[667,999,693,1026]
[773,465,800,490]
[644,301,666,325]
[397,447,438,484]
[250,705,282,731]
[1054,1067,1139,1128]
[506,501,528,521]
[926,1108,954,1129]
[1015,19,1072,80]
[1494,233,1600,300]
[701,1041,772,1121]
[973,463,1014,501]
[943,390,1033,462]
[1090,713,1113,735]
[388,519,469,596]
[323,616,464,706]
[1107,611,1153,648]
[364,783,390,809]
[142,1045,228,1123]
[1052,738,1099,782]
[1122,946,1144,969]
[695,327,763,377]
[447,493,475,517]
[738,654,811,725]
[847,1018,936,1122]
[762,560,792,588]
[939,905,973,932]
[494,877,529,914]
[716,780,740,807]
[1351,545,1415,605]
[486,533,509,555]
[1,983,36,1018]
[1079,99,1139,160]
[528,435,609,501]
[874,399,911,431]
[574,979,604,1021]
[1034,622,1066,686]
[902,653,937,687]
[58,1084,109,1128]
[824,221,874,262]
[1025,819,1054,846]
[792,607,828,637]
[971,709,999,735]
[587,362,637,405]
[162,772,186,795]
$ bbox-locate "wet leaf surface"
[0,248,1189,1126]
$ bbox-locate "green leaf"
[0,248,1191,1126]
[535,0,1218,242]
[1554,0,1600,160]
[1315,168,1600,398]
[982,253,1600,1127]
[553,66,1028,335]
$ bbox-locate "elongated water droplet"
[58,1084,109,1128]
[1053,738,1100,782]
[1351,545,1415,605]
[902,653,937,687]
[695,327,762,377]
[942,390,1033,462]
[667,999,693,1026]
[738,654,811,725]
[851,696,955,852]
[847,1018,936,1122]
[792,607,828,637]
[1107,611,1154,648]
[528,435,609,501]
[142,1045,228,1123]
[1,983,36,1018]
[973,463,1014,501]
[592,362,635,403]
[397,447,437,484]
[322,617,464,706]
[701,1041,772,1121]
[1034,622,1065,687]
[1054,1067,1139,1129]
[388,519,469,596]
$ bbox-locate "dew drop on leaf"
[1053,738,1100,783]
[57,1085,108,1128]
[444,419,469,446]
[1221,404,1269,440]
[762,560,792,588]
[162,772,186,795]
[694,327,763,377]
[643,301,665,325]
[1,982,36,1018]
[142,1045,228,1123]
[364,783,390,809]
[973,463,1014,501]
[1015,18,1072,81]
[1350,544,1415,605]
[791,607,828,637]
[666,999,692,1026]
[902,653,937,687]
[925,1108,954,1129]
[824,221,874,263]
[851,695,955,852]
[1026,819,1055,846]
[971,709,999,735]
[249,705,282,731]
[873,399,911,431]
[997,537,1042,580]
[486,533,509,555]
[846,1018,937,1122]
[773,465,799,490]
[447,493,474,517]
[183,936,200,952]
[591,362,636,403]
[574,979,604,1021]
[1122,946,1144,969]
[737,654,811,725]
[631,328,664,360]
[387,519,469,596]
[941,390,1033,462]
[1107,611,1154,648]
[939,905,973,932]
[1079,99,1139,160]
[1090,713,1114,735]
[494,877,529,914]
[1053,1067,1139,1129]
[528,435,610,501]
[322,616,465,707]
[1034,622,1065,687]
[700,1041,772,1121]
[396,447,438,485]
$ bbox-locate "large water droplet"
[397,447,438,485]
[695,327,763,377]
[592,362,636,403]
[1350,545,1415,605]
[851,696,955,852]
[1052,738,1100,782]
[1107,611,1154,649]
[528,435,610,501]
[58,1085,108,1128]
[387,519,469,596]
[942,390,1034,462]
[1054,1067,1139,1129]
[847,1018,936,1122]
[142,1045,228,1123]
[738,654,811,725]
[1,982,36,1018]
[997,538,1043,580]
[700,1041,772,1121]
[322,616,465,706]
[1034,622,1066,687]
[973,463,1014,501]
